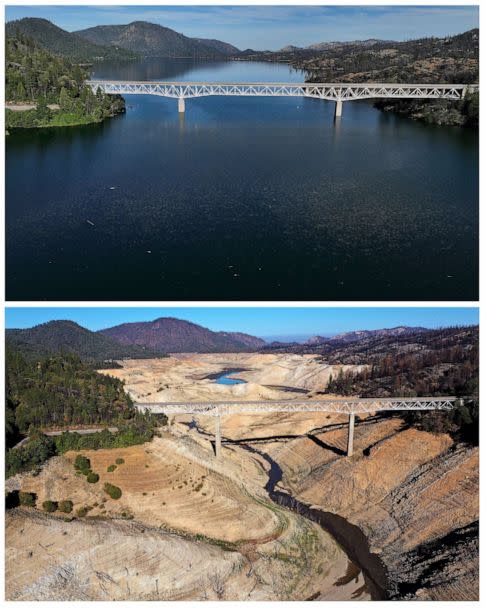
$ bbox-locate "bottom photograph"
[4,306,479,602]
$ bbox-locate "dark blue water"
[6,59,478,300]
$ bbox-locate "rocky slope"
[261,417,479,600]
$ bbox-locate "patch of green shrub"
[74,455,91,472]
[87,472,99,483]
[115,458,125,465]
[58,500,73,513]
[107,464,116,472]
[104,483,122,500]
[42,500,58,513]
[19,491,37,507]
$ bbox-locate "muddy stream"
[185,420,389,600]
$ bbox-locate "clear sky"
[5,307,479,341]
[5,5,479,51]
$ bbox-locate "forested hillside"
[321,326,478,443]
[75,21,233,58]
[6,17,137,61]
[5,349,164,477]
[239,29,479,127]
[6,350,133,438]
[6,320,163,362]
[6,34,125,128]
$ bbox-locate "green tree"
[19,491,36,507]
[104,483,122,499]
[59,500,74,513]
[86,471,99,483]
[42,500,58,512]
[58,86,72,112]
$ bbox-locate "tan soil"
[7,356,478,600]
[6,103,60,111]
[7,427,368,601]
[100,353,365,403]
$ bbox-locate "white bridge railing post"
[347,412,355,457]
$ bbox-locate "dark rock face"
[99,317,265,353]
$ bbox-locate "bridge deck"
[88,80,477,102]
[137,396,456,416]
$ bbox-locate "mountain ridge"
[99,317,266,353]
[74,21,236,58]
[5,17,137,61]
[6,320,161,362]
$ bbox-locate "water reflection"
[91,58,306,83]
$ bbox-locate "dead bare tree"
[208,572,226,600]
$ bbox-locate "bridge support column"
[334,99,343,119]
[178,97,185,113]
[214,410,222,458]
[347,413,355,457]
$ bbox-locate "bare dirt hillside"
[7,428,368,601]
[248,416,479,600]
[100,353,366,402]
[7,354,478,600]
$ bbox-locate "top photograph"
[5,4,479,301]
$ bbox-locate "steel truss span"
[136,397,456,417]
[88,81,476,101]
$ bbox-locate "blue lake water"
[215,373,246,385]
[6,58,478,300]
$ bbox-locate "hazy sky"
[5,5,479,51]
[5,307,479,340]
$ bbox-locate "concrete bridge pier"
[214,410,222,458]
[178,97,185,113]
[334,99,343,119]
[347,413,355,457]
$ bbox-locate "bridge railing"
[136,396,457,416]
[87,80,478,102]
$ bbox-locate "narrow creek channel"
[185,420,389,600]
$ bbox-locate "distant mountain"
[217,331,265,349]
[304,335,327,346]
[261,326,478,365]
[194,38,240,56]
[5,18,137,61]
[99,317,266,353]
[330,326,427,343]
[279,45,303,52]
[307,38,388,51]
[6,320,160,362]
[75,21,233,58]
[301,327,426,347]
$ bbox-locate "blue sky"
[5,5,479,50]
[5,307,479,341]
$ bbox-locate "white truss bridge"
[137,396,455,416]
[87,80,478,116]
[137,396,457,457]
